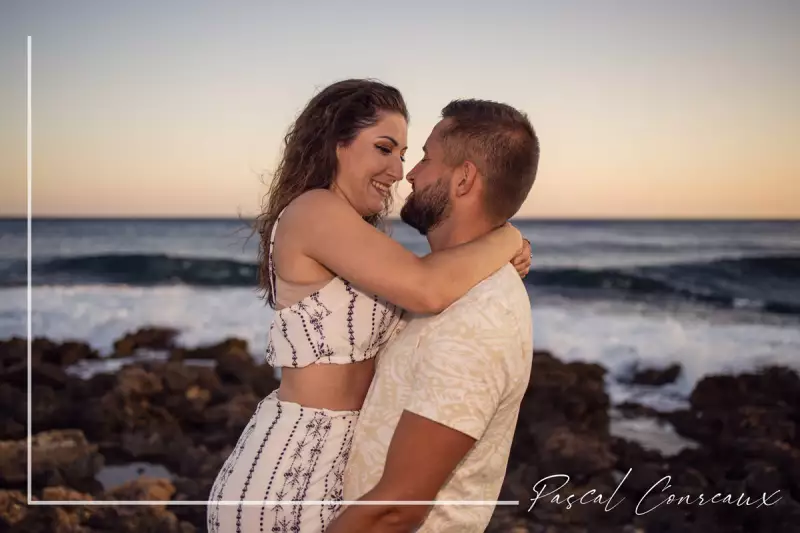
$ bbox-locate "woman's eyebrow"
[377,135,404,148]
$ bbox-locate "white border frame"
[31,500,518,506]
[24,35,520,508]
[27,34,33,506]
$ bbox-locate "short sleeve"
[404,299,522,441]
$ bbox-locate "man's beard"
[400,175,452,235]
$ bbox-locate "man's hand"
[511,238,532,277]
[326,411,476,533]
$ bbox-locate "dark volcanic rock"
[0,429,104,492]
[538,426,616,477]
[622,362,682,386]
[2,488,196,533]
[669,404,796,446]
[668,365,800,451]
[85,506,196,533]
[34,338,99,366]
[1,332,276,532]
[507,352,612,476]
[202,391,259,434]
[8,331,799,533]
[31,384,77,434]
[622,365,800,533]
[489,354,800,533]
[112,326,180,357]
[0,338,25,371]
[169,337,248,361]
[0,490,28,530]
[215,342,257,385]
[103,476,176,501]
[690,366,800,412]
[521,351,610,433]
[160,360,203,393]
[495,351,627,530]
[0,383,26,440]
[116,366,164,398]
[1,337,96,384]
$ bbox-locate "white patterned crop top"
[264,209,406,368]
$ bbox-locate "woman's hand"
[511,237,532,278]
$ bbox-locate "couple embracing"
[207,78,540,533]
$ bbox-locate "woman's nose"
[387,159,403,182]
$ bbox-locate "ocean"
[1,217,799,417]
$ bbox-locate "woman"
[207,79,530,533]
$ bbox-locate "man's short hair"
[439,99,539,221]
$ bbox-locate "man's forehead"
[431,118,453,136]
[424,118,452,151]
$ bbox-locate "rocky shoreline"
[1,328,799,532]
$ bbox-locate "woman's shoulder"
[275,190,327,227]
[283,190,363,231]
[287,189,341,212]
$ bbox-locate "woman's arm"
[286,190,521,314]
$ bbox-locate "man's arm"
[326,410,476,533]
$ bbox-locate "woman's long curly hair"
[254,79,409,308]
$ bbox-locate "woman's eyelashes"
[376,144,405,162]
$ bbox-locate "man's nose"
[405,166,416,184]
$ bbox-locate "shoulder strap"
[268,206,289,299]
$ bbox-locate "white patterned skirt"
[207,390,359,533]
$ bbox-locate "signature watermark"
[527,468,783,516]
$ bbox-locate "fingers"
[514,256,531,275]
[511,237,532,277]
[513,240,532,263]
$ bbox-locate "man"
[326,99,540,533]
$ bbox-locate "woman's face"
[333,112,408,216]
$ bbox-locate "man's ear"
[453,160,480,197]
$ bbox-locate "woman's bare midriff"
[277,358,376,411]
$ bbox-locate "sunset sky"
[1,0,798,219]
